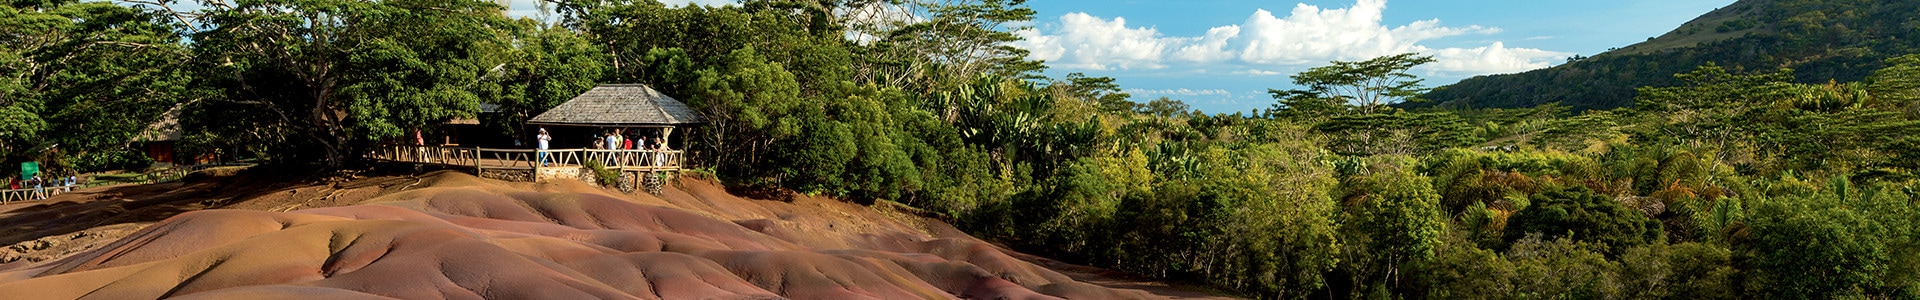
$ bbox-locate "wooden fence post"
[474,147,484,174]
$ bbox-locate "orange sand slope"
[0,171,1214,299]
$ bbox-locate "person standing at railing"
[537,127,552,166]
[640,142,650,167]
[413,129,427,162]
[653,140,668,168]
[603,130,618,151]
[614,130,626,165]
[31,177,43,200]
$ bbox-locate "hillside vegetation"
[1421,0,1920,110]
[4,0,1920,299]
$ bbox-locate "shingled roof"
[137,104,184,142]
[528,84,706,126]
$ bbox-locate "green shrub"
[1505,234,1622,298]
[1504,185,1664,256]
[583,160,619,187]
[1736,178,1920,298]
[1619,242,1739,299]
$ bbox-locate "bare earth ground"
[0,168,1232,299]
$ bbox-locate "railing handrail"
[0,185,76,203]
[369,144,686,172]
[376,145,684,154]
[578,149,685,152]
[0,185,74,193]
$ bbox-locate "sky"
[512,0,1737,114]
[1009,0,1737,114]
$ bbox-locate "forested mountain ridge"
[1418,0,1920,110]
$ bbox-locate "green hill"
[1419,0,1920,111]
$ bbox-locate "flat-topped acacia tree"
[1275,53,1437,115]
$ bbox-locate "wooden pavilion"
[528,84,706,193]
[366,84,705,194]
[529,83,705,150]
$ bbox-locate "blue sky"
[1010,0,1737,114]
[533,0,1736,113]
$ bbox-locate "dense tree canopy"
[184,0,516,167]
[475,20,608,142]
[9,0,1920,299]
[0,0,189,171]
[1503,185,1664,255]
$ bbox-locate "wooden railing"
[581,149,685,171]
[480,148,538,169]
[0,185,75,203]
[369,145,684,172]
[369,145,481,167]
[538,149,582,168]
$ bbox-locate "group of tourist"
[531,127,673,167]
[11,175,77,189]
[8,174,78,200]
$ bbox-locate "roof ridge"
[528,83,705,126]
[653,96,674,122]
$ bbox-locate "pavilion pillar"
[661,127,674,149]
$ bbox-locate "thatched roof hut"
[136,113,181,142]
[529,84,706,126]
[443,104,503,125]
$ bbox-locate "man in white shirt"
[537,128,551,166]
[605,130,620,150]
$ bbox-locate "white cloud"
[1012,29,1067,62]
[1429,42,1567,74]
[1014,13,1174,70]
[1011,0,1568,77]
[1171,26,1240,63]
[1234,0,1463,65]
[1234,69,1286,76]
[1128,88,1234,97]
[840,2,927,44]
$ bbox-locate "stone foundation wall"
[537,167,593,187]
[478,169,533,182]
[483,167,672,195]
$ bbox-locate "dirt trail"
[0,169,1231,299]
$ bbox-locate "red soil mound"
[0,171,1221,299]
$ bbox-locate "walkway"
[0,186,75,203]
[366,145,687,179]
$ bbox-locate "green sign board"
[21,162,37,180]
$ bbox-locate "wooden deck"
[0,186,75,203]
[367,145,686,182]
